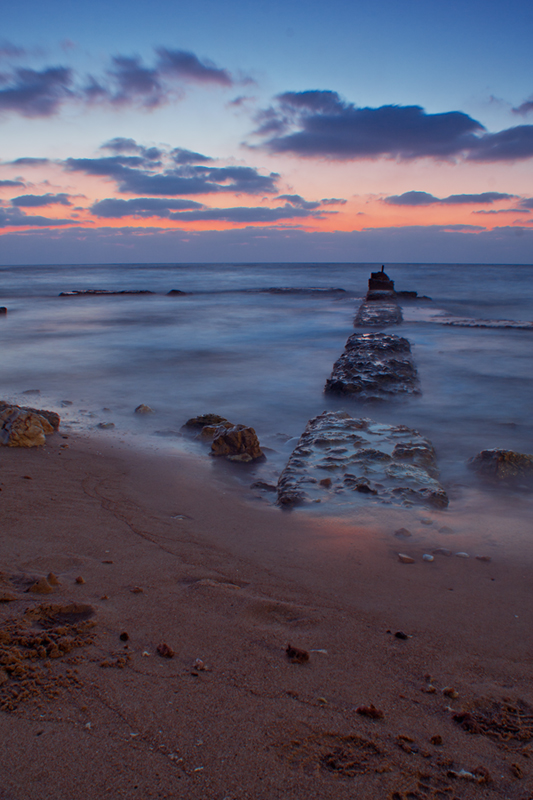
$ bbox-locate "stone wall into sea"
[324,332,420,402]
[277,411,448,510]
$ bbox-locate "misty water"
[1,262,532,547]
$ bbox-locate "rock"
[354,300,403,327]
[325,332,420,401]
[422,554,434,562]
[0,307,6,315]
[59,289,153,296]
[398,554,415,564]
[468,448,533,482]
[0,404,57,447]
[134,404,154,414]
[166,289,189,295]
[28,577,54,594]
[394,528,412,538]
[277,411,448,509]
[97,422,115,430]
[183,413,231,432]
[210,424,264,462]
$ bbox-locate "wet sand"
[1,433,532,799]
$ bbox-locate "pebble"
[422,554,434,562]
[432,548,452,557]
[475,555,491,562]
[398,553,414,564]
[394,527,412,538]
[455,552,469,558]
[97,422,115,430]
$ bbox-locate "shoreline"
[1,432,532,798]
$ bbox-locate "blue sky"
[1,0,532,263]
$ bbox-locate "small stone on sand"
[398,553,415,564]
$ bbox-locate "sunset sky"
[1,0,533,263]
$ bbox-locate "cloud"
[512,99,533,116]
[0,48,235,119]
[466,125,533,161]
[11,192,72,207]
[8,157,50,166]
[65,154,279,196]
[0,66,74,117]
[251,90,533,163]
[0,179,25,188]
[171,148,213,164]
[166,203,331,223]
[519,197,533,209]
[384,190,516,206]
[0,40,26,59]
[90,197,204,218]
[474,208,530,215]
[0,206,75,227]
[155,48,233,86]
[3,223,533,266]
[103,55,165,108]
[100,137,163,160]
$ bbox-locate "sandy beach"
[1,432,532,800]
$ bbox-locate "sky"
[1,0,533,264]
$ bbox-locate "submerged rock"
[354,300,403,327]
[0,403,59,447]
[59,289,153,297]
[325,332,420,401]
[468,449,533,482]
[277,410,447,509]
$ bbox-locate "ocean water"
[1,262,532,521]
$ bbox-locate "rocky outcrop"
[354,301,403,327]
[183,414,264,462]
[211,425,264,462]
[325,332,420,401]
[277,411,448,509]
[0,403,59,447]
[468,449,533,482]
[59,290,153,297]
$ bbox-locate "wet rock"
[183,413,231,432]
[97,422,115,430]
[134,404,154,414]
[0,404,58,447]
[354,300,403,327]
[166,289,189,295]
[277,411,448,509]
[468,448,533,483]
[355,704,384,719]
[325,332,420,401]
[394,527,412,538]
[210,424,264,462]
[0,307,6,315]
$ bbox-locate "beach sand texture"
[1,434,532,799]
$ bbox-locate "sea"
[1,262,532,546]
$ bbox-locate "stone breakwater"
[277,411,448,510]
[354,300,403,327]
[324,332,420,402]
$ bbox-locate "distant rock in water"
[261,287,347,295]
[325,332,420,401]
[59,289,153,297]
[0,403,59,447]
[437,316,533,330]
[0,307,7,315]
[353,267,431,327]
[277,411,448,509]
[354,300,403,327]
[167,289,190,295]
[469,449,533,482]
